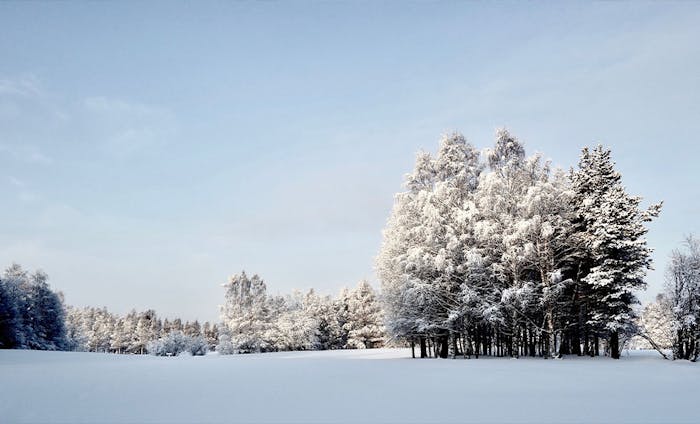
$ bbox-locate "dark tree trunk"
[439,334,449,359]
[411,340,415,359]
[420,337,427,358]
[674,330,684,359]
[610,331,620,359]
[594,337,599,357]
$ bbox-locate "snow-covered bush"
[215,333,236,355]
[187,335,209,356]
[147,331,208,356]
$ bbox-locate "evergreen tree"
[0,264,67,351]
[571,145,661,358]
[0,271,23,348]
[344,281,385,349]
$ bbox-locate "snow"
[1,349,698,423]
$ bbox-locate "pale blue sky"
[1,2,698,322]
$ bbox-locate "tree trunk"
[594,337,599,357]
[610,331,620,359]
[411,340,415,359]
[419,337,427,358]
[572,330,581,356]
[439,334,449,359]
[545,309,556,359]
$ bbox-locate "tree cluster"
[377,129,660,359]
[0,263,67,350]
[218,271,385,354]
[65,305,219,354]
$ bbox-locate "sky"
[1,2,699,322]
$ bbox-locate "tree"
[0,271,23,348]
[303,290,342,350]
[344,281,385,349]
[265,290,318,351]
[203,322,219,351]
[664,236,700,360]
[635,294,674,351]
[220,271,271,353]
[1,263,29,349]
[0,264,67,351]
[571,145,661,358]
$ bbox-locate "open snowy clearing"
[1,349,697,424]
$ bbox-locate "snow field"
[1,348,697,424]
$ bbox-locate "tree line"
[64,305,219,355]
[217,271,385,354]
[0,264,385,356]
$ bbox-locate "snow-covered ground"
[1,348,697,423]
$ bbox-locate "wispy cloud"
[5,175,40,203]
[0,75,43,98]
[18,191,40,203]
[82,96,177,157]
[8,176,25,187]
[0,143,53,165]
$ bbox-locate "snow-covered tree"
[203,321,219,351]
[303,290,343,350]
[571,145,661,358]
[344,281,384,349]
[0,264,67,351]
[664,236,700,360]
[378,130,662,360]
[268,291,319,351]
[633,294,674,351]
[220,271,271,353]
[0,268,24,349]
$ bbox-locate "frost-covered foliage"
[218,273,385,354]
[147,331,208,356]
[344,281,384,349]
[630,294,675,350]
[0,263,67,350]
[215,333,236,354]
[220,271,272,353]
[377,130,661,359]
[64,306,218,354]
[663,236,700,360]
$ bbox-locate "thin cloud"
[0,75,43,98]
[8,176,25,187]
[82,96,177,158]
[0,143,53,165]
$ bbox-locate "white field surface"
[1,348,698,424]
